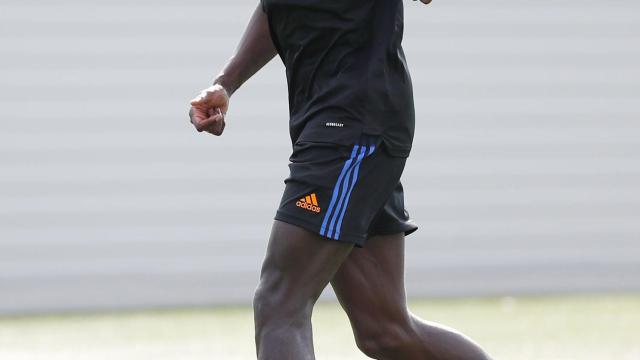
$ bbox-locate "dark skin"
[190,2,493,359]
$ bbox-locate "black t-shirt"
[261,0,415,157]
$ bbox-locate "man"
[189,0,493,359]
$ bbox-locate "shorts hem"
[274,211,367,248]
[369,222,419,238]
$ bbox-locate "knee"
[253,277,312,332]
[354,320,417,359]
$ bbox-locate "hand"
[189,84,230,136]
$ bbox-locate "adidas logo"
[296,193,321,213]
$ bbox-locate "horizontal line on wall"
[3,85,639,101]
[2,207,639,227]
[2,228,637,249]
[1,255,637,281]
[4,28,640,39]
[3,53,640,70]
[2,173,639,198]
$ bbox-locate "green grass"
[1,295,639,360]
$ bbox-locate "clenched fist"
[189,84,230,136]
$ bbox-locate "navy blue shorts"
[275,135,417,248]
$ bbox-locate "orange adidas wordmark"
[296,193,321,213]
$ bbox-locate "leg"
[331,233,493,360]
[254,220,354,360]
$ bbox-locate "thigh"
[257,220,354,307]
[330,233,410,330]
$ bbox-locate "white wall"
[1,0,639,314]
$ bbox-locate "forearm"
[214,4,277,96]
